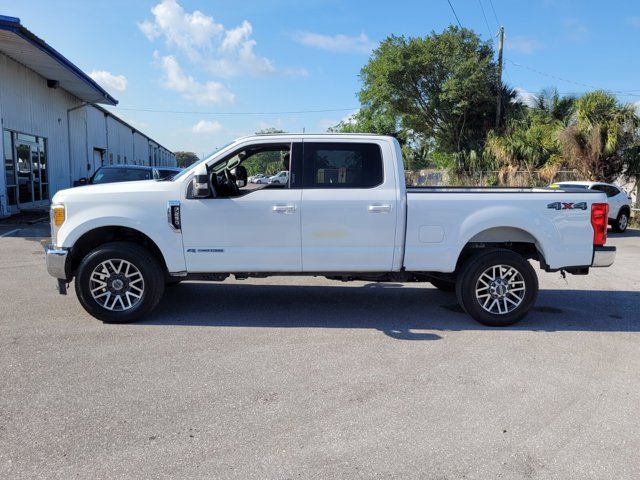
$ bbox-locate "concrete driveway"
[1,225,639,479]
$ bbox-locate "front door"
[300,141,398,272]
[180,142,303,273]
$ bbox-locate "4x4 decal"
[547,201,587,210]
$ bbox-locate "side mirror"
[73,177,88,187]
[192,163,211,198]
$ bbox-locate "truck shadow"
[610,228,640,238]
[144,283,640,341]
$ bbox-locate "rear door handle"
[368,203,391,213]
[273,204,296,214]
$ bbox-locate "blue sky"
[3,0,640,156]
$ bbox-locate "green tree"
[485,110,564,173]
[241,128,287,176]
[175,151,199,168]
[329,106,400,137]
[534,88,575,125]
[559,91,639,182]
[358,26,514,163]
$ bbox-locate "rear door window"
[302,143,383,189]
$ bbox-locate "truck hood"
[52,180,177,204]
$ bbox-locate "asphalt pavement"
[1,224,639,479]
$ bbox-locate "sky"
[3,0,640,156]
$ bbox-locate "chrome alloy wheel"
[475,264,526,315]
[619,213,628,230]
[89,259,144,311]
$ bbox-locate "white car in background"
[249,173,268,184]
[269,171,289,185]
[551,181,633,232]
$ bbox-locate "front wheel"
[455,249,538,327]
[75,242,165,323]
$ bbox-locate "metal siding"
[0,52,80,200]
[0,95,5,216]
[0,51,176,214]
[133,132,148,165]
[68,106,88,182]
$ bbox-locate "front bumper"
[592,246,616,267]
[45,244,69,279]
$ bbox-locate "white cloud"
[563,18,589,42]
[294,31,375,54]
[192,120,223,134]
[506,36,542,55]
[89,70,128,92]
[514,87,537,108]
[158,54,234,105]
[139,0,276,77]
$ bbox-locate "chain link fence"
[405,169,580,188]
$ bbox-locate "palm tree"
[534,88,575,125]
[559,91,639,182]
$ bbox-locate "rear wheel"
[612,209,629,233]
[75,242,165,323]
[455,249,538,327]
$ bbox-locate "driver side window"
[207,142,301,198]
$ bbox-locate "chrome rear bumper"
[592,246,616,267]
[45,244,69,279]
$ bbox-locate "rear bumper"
[592,246,616,267]
[45,244,69,279]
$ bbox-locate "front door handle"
[273,204,296,214]
[368,203,391,213]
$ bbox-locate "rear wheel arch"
[456,226,545,272]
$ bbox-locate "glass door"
[4,131,49,211]
[15,142,35,207]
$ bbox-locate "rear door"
[300,141,398,272]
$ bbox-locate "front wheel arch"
[69,226,169,279]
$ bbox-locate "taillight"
[591,203,609,246]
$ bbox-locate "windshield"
[171,141,235,181]
[91,168,152,184]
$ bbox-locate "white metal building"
[0,15,175,217]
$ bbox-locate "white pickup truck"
[45,134,615,327]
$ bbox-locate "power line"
[487,0,500,28]
[114,107,360,115]
[506,59,640,97]
[446,0,463,28]
[477,0,494,39]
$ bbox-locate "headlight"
[50,204,65,245]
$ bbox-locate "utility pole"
[495,25,504,128]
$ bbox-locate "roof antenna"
[302,127,305,133]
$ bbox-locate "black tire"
[430,278,456,292]
[455,249,538,327]
[612,209,629,233]
[75,242,165,323]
